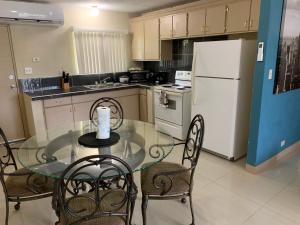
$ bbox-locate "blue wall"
[247,0,300,166]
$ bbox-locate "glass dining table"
[17,119,175,221]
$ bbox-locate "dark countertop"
[24,83,160,101]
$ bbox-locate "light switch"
[32,57,40,62]
[257,42,264,62]
[24,67,33,75]
[268,69,273,80]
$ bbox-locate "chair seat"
[141,162,191,196]
[60,190,127,225]
[5,168,54,198]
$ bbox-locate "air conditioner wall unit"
[0,1,64,26]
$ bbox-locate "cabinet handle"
[226,6,229,12]
[249,19,253,28]
[244,20,248,28]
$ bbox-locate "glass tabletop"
[17,120,174,179]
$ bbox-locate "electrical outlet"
[32,57,40,62]
[281,140,286,147]
[24,67,32,75]
[268,69,273,80]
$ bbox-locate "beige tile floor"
[1,144,300,225]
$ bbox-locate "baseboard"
[246,140,300,174]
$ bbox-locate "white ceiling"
[8,0,199,13]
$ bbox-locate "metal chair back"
[0,127,17,176]
[89,97,124,130]
[182,114,205,175]
[58,155,135,225]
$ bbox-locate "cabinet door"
[160,16,173,39]
[147,89,154,123]
[116,95,140,120]
[188,8,206,37]
[206,4,226,35]
[144,18,160,60]
[173,13,187,38]
[249,0,261,31]
[44,105,74,130]
[73,102,93,122]
[139,94,148,122]
[130,20,144,60]
[226,0,251,33]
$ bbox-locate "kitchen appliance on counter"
[128,70,149,83]
[128,70,169,84]
[154,71,192,140]
[191,39,257,160]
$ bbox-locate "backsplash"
[144,36,227,83]
[18,73,127,93]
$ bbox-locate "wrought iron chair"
[89,97,124,130]
[56,155,137,225]
[140,114,205,225]
[0,127,54,225]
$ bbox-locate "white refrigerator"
[191,39,257,160]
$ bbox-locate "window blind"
[73,30,128,74]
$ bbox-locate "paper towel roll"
[96,107,110,139]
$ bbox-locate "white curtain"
[73,30,128,74]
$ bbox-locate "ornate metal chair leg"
[141,194,149,225]
[5,199,9,225]
[189,195,195,225]
[130,184,138,225]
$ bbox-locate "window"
[73,30,128,74]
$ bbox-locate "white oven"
[153,71,192,140]
[154,90,183,125]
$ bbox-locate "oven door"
[154,90,183,126]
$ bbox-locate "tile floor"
[1,144,300,225]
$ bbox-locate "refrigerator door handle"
[191,52,198,105]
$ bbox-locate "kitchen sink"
[84,83,127,90]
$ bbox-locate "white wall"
[10,4,130,78]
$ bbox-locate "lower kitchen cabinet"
[24,88,143,136]
[73,101,93,122]
[139,89,148,122]
[116,95,140,120]
[44,105,74,130]
[147,89,154,123]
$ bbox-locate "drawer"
[72,88,140,104]
[155,118,185,140]
[44,97,72,108]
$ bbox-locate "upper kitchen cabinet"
[144,18,160,60]
[172,13,188,38]
[249,0,261,31]
[130,20,144,61]
[188,8,206,37]
[160,15,173,39]
[226,0,251,33]
[205,4,226,35]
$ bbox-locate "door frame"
[0,23,26,142]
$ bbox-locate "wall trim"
[246,140,300,174]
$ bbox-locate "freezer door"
[193,40,242,79]
[191,77,238,158]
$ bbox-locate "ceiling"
[8,0,199,13]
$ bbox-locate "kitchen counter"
[24,83,160,101]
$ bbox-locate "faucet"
[100,77,111,84]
